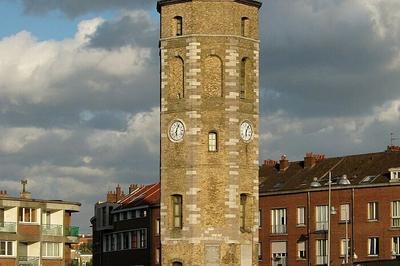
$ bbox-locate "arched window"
[203,55,223,97]
[240,58,247,99]
[174,16,183,36]
[173,262,183,266]
[172,195,182,228]
[241,17,249,37]
[208,132,217,152]
[240,194,247,231]
[168,56,184,99]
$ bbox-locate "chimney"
[279,155,289,171]
[129,184,138,194]
[304,152,316,169]
[106,191,116,203]
[20,180,32,199]
[0,190,7,197]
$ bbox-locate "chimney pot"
[279,155,289,171]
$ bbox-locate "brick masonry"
[159,0,261,265]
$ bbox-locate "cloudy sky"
[0,0,399,232]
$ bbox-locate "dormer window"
[389,168,400,182]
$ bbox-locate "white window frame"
[316,239,327,265]
[271,208,287,234]
[340,239,351,257]
[156,219,160,235]
[42,242,61,258]
[315,205,328,231]
[368,202,378,221]
[340,204,350,222]
[392,236,400,256]
[208,132,217,152]
[258,242,262,260]
[19,207,37,223]
[297,207,305,226]
[0,241,14,257]
[392,201,400,227]
[368,237,379,256]
[297,241,306,259]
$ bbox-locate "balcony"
[42,224,63,236]
[64,226,79,243]
[271,224,287,234]
[0,222,17,233]
[315,221,328,231]
[18,256,39,266]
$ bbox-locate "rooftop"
[259,146,400,194]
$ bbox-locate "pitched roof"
[115,183,160,210]
[259,150,400,194]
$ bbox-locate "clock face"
[240,121,253,141]
[169,120,185,142]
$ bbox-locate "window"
[208,132,217,152]
[340,239,351,257]
[368,202,378,221]
[123,232,130,249]
[259,209,262,228]
[108,206,113,225]
[0,208,4,224]
[368,237,379,256]
[156,248,161,264]
[271,208,287,234]
[271,242,287,266]
[102,207,106,226]
[241,17,249,37]
[173,262,183,266]
[18,208,36,223]
[390,168,400,181]
[315,205,328,231]
[297,241,306,259]
[316,239,327,265]
[340,204,350,222]
[0,241,13,256]
[116,233,122,250]
[297,207,305,226]
[392,236,400,255]
[240,194,247,230]
[156,219,160,235]
[172,195,183,228]
[240,58,247,98]
[131,229,147,249]
[174,16,183,36]
[42,242,60,257]
[392,201,400,227]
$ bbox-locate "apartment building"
[92,183,160,266]
[0,181,80,266]
[258,147,400,266]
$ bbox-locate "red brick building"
[259,147,400,266]
[92,183,160,266]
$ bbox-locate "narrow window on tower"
[241,17,249,37]
[240,58,247,99]
[172,195,183,229]
[174,16,183,36]
[208,132,217,152]
[172,262,183,266]
[240,194,247,231]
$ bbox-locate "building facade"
[258,148,400,266]
[0,184,80,266]
[92,183,160,266]
[158,0,262,265]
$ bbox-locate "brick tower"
[157,0,261,265]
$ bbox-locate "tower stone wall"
[158,1,261,265]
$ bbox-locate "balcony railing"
[271,224,287,234]
[315,221,328,231]
[42,224,63,236]
[18,256,39,266]
[0,222,17,233]
[64,226,79,237]
[272,257,287,266]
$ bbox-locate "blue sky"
[0,0,399,232]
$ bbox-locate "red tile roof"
[116,183,160,210]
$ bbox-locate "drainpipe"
[307,191,311,266]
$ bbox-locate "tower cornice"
[157,0,262,13]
